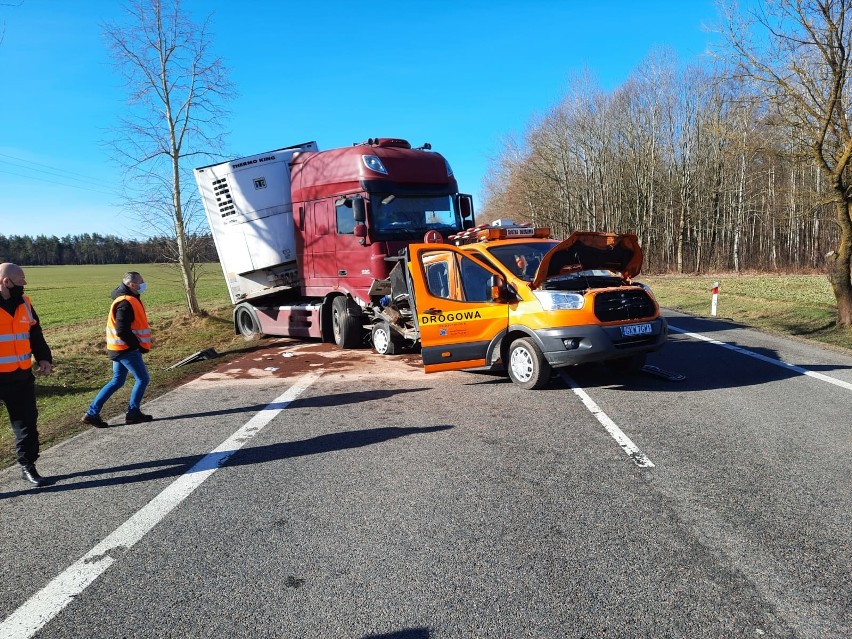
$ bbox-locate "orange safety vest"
[106,295,151,352]
[0,295,36,373]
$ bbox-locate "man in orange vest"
[0,262,54,487]
[81,271,153,427]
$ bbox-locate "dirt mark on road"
[195,339,426,383]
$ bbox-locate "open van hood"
[531,231,644,289]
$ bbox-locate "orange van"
[370,223,667,389]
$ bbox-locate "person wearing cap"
[0,262,54,487]
[81,271,154,427]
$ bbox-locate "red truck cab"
[195,137,474,348]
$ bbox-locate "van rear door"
[407,243,509,373]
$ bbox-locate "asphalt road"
[0,310,849,639]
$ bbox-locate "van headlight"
[533,290,585,310]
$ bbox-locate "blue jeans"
[87,350,150,415]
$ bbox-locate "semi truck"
[194,138,474,348]
[196,138,667,389]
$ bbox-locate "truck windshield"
[370,194,463,239]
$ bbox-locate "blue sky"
[0,0,724,239]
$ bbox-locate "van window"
[459,255,493,302]
[421,250,495,303]
[426,261,450,298]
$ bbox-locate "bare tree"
[719,0,852,325]
[103,0,232,315]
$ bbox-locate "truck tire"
[235,305,261,340]
[332,296,362,349]
[507,337,552,390]
[372,322,400,355]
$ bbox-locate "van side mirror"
[489,274,513,302]
[353,224,368,238]
[352,197,366,223]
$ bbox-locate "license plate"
[621,323,652,337]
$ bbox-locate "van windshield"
[370,194,464,239]
[487,241,559,280]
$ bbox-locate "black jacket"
[108,283,149,361]
[0,295,52,383]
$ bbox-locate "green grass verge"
[0,263,270,469]
[641,273,852,350]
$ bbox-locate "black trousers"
[0,374,39,466]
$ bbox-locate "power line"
[0,152,112,186]
[0,167,120,197]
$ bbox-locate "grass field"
[2,265,852,470]
[641,273,852,351]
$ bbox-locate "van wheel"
[235,305,261,341]
[332,296,362,349]
[606,353,647,374]
[507,338,551,390]
[372,322,400,355]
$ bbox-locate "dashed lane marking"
[560,371,655,468]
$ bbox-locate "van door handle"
[423,308,443,315]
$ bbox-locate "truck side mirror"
[352,197,366,223]
[459,194,473,219]
[354,223,368,246]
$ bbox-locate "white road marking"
[0,373,319,639]
[559,371,655,468]
[668,326,852,391]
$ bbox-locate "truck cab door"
[407,243,509,373]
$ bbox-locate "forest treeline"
[0,233,218,266]
[479,51,838,275]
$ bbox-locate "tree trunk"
[827,200,852,326]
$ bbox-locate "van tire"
[507,338,551,390]
[371,322,400,355]
[332,296,362,349]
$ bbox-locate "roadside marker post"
[711,281,719,316]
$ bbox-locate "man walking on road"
[81,271,153,427]
[0,262,54,487]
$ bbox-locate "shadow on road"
[363,630,430,639]
[0,424,453,499]
[162,388,431,420]
[459,311,852,393]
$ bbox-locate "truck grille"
[593,289,656,322]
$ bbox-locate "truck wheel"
[372,322,400,355]
[235,305,261,340]
[606,353,647,374]
[332,296,362,349]
[507,338,551,390]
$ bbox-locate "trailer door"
[408,244,509,373]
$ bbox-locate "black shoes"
[21,464,48,487]
[83,412,154,425]
[81,413,109,428]
[125,411,154,425]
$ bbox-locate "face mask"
[7,284,24,300]
[138,283,147,294]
